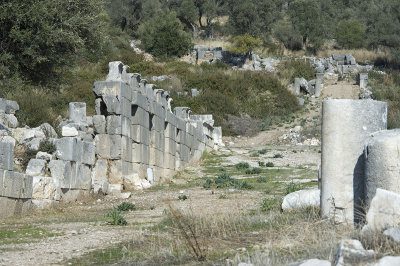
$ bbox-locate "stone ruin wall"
[0,61,223,218]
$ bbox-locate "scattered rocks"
[334,239,377,266]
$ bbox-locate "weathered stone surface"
[0,113,18,128]
[36,152,52,161]
[321,99,387,224]
[40,123,58,138]
[0,98,19,114]
[62,125,79,137]
[26,137,43,151]
[26,159,46,176]
[106,115,121,135]
[363,189,400,232]
[290,259,331,266]
[109,160,124,184]
[0,141,13,171]
[368,256,400,266]
[32,176,58,200]
[103,95,121,115]
[92,159,108,182]
[69,102,87,124]
[364,129,400,209]
[48,160,71,181]
[106,61,124,81]
[383,226,400,242]
[82,141,95,166]
[55,138,78,161]
[0,197,32,219]
[334,239,376,266]
[93,115,106,134]
[282,189,320,211]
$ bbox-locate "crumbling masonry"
[0,61,223,218]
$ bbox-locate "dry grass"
[317,48,390,64]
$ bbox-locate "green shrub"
[257,176,268,183]
[105,209,127,226]
[258,149,267,155]
[336,19,365,49]
[285,181,302,195]
[117,202,136,211]
[250,152,259,157]
[235,162,250,170]
[203,179,213,189]
[204,173,253,190]
[260,197,282,212]
[266,162,274,167]
[273,154,283,158]
[245,168,263,175]
[280,60,316,83]
[38,139,56,154]
[178,195,188,201]
[258,161,265,167]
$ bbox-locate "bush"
[117,202,136,211]
[258,149,267,155]
[204,174,253,190]
[258,161,265,167]
[138,10,192,57]
[285,181,302,195]
[260,197,282,212]
[245,168,263,175]
[273,154,283,158]
[280,60,316,83]
[178,195,188,201]
[235,162,250,170]
[105,209,127,225]
[38,139,56,154]
[257,176,268,183]
[266,162,274,167]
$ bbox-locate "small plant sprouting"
[117,202,136,211]
[178,195,188,201]
[105,209,127,226]
[250,152,259,157]
[235,162,250,170]
[219,194,227,199]
[203,179,213,189]
[285,181,301,195]
[266,162,274,167]
[204,174,253,190]
[258,149,267,155]
[260,197,282,212]
[38,139,56,154]
[257,176,268,183]
[258,161,265,167]
[273,153,283,158]
[150,205,156,210]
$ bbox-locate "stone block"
[121,97,131,117]
[282,189,320,211]
[93,81,123,97]
[321,99,387,224]
[103,95,121,115]
[26,137,43,152]
[131,106,149,128]
[132,91,148,110]
[121,136,132,162]
[95,134,111,159]
[95,98,102,115]
[69,102,86,124]
[110,135,122,159]
[93,115,106,134]
[0,98,19,114]
[56,138,78,161]
[62,125,79,137]
[75,164,91,190]
[93,180,109,194]
[109,160,124,184]
[165,138,176,155]
[131,125,149,145]
[92,159,108,182]
[48,160,71,184]
[26,159,46,176]
[32,176,58,200]
[106,61,123,81]
[0,141,14,170]
[120,81,133,101]
[0,113,18,128]
[129,73,141,90]
[82,141,95,166]
[0,197,32,219]
[121,116,131,138]
[2,171,26,199]
[176,118,186,131]
[36,152,52,161]
[106,115,121,135]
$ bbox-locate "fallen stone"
[36,152,52,161]
[290,258,331,266]
[0,141,14,171]
[367,256,400,266]
[0,98,19,114]
[62,125,79,137]
[26,159,47,176]
[383,226,400,242]
[106,61,124,81]
[334,239,376,266]
[363,189,400,232]
[11,127,30,142]
[26,137,43,151]
[282,189,320,211]
[0,136,16,147]
[32,176,58,200]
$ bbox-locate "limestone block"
[121,97,131,117]
[93,115,106,134]
[369,256,400,266]
[56,138,78,161]
[26,137,43,152]
[316,73,325,84]
[0,141,13,171]
[106,61,123,81]
[315,79,322,97]
[110,135,121,159]
[48,160,71,184]
[129,73,141,90]
[124,173,143,190]
[93,180,109,194]
[142,145,150,165]
[333,239,375,266]
[384,226,400,243]
[291,259,330,266]
[131,125,149,145]
[321,99,387,224]
[62,125,79,137]
[282,189,320,211]
[103,95,121,115]
[26,159,46,176]
[106,115,121,135]
[121,116,131,138]
[82,141,95,166]
[109,160,124,184]
[75,164,91,190]
[132,91,148,110]
[2,171,32,199]
[149,147,156,166]
[95,98,102,115]
[131,105,149,128]
[0,98,19,114]
[132,143,141,163]
[69,102,86,124]
[32,176,58,200]
[107,183,122,195]
[35,152,52,162]
[0,113,18,128]
[120,82,132,101]
[92,159,108,182]
[176,118,186,131]
[362,189,400,232]
[155,149,164,168]
[146,167,154,184]
[364,130,400,209]
[95,134,111,159]
[93,81,122,97]
[0,197,32,219]
[121,136,132,162]
[165,138,176,155]
[165,111,177,126]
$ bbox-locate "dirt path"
[0,78,359,265]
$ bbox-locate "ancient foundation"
[364,129,400,209]
[320,99,387,224]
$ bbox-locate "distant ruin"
[0,61,223,218]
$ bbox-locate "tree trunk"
[191,23,198,39]
[199,11,203,27]
[206,19,213,39]
[302,36,307,50]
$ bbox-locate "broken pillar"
[320,99,387,224]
